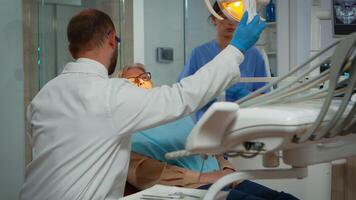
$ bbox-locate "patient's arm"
[127,152,200,189]
[127,152,234,190]
[216,155,236,172]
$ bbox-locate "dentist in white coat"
[20,8,265,200]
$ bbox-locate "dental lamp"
[204,0,270,22]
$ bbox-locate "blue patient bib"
[131,116,219,173]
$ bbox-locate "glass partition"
[37,0,127,88]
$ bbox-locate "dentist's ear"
[107,32,116,48]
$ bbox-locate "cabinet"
[252,0,279,77]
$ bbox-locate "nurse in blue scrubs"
[179,1,268,122]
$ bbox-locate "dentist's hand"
[230,12,266,54]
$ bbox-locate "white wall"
[289,0,312,69]
[184,0,216,62]
[133,0,216,85]
[143,0,184,86]
[133,0,145,63]
[0,0,25,199]
[320,0,339,49]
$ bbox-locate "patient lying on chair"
[118,64,299,200]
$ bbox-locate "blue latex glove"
[230,12,266,54]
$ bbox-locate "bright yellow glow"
[234,2,241,7]
[128,78,153,89]
[218,0,244,22]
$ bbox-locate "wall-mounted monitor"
[333,0,356,37]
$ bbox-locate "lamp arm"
[204,0,224,20]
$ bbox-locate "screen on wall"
[333,0,356,36]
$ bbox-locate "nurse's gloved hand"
[230,12,266,54]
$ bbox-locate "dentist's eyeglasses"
[115,36,121,44]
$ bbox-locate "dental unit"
[165,10,356,198]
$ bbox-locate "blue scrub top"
[179,40,267,122]
[131,116,220,173]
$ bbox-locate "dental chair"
[166,33,356,200]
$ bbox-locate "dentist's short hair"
[67,9,115,58]
[117,63,146,78]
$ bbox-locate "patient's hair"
[117,63,146,78]
[67,9,115,58]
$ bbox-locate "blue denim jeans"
[198,180,299,200]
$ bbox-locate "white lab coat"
[20,45,243,200]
